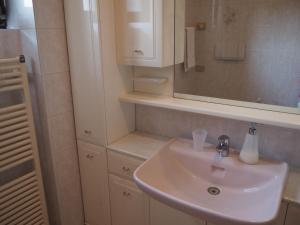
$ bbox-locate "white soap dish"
[133,76,168,85]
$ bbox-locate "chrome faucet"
[216,135,230,157]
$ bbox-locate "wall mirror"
[174,0,300,114]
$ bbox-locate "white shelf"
[120,92,300,130]
[107,132,170,160]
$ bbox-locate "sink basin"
[134,138,288,225]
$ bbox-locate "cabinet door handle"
[84,130,92,135]
[86,154,94,160]
[133,49,144,55]
[122,166,131,172]
[123,191,131,197]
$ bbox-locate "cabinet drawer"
[109,174,149,225]
[108,150,144,179]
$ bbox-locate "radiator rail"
[0,56,49,225]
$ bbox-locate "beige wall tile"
[44,72,73,117]
[136,105,300,167]
[37,29,69,74]
[20,29,41,75]
[48,111,76,150]
[0,30,21,59]
[32,1,84,223]
[33,0,65,29]
[52,143,84,225]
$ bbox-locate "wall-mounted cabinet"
[114,0,183,67]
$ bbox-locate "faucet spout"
[216,135,230,157]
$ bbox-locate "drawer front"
[108,150,144,179]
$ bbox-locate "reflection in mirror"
[174,0,300,114]
[0,0,7,28]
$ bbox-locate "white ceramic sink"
[134,138,288,225]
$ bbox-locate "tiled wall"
[32,0,84,224]
[0,29,21,104]
[0,29,21,58]
[174,0,300,108]
[136,105,300,168]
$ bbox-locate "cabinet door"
[272,202,288,225]
[207,202,288,225]
[78,141,111,225]
[285,203,300,225]
[150,199,205,225]
[114,0,155,60]
[64,0,106,146]
[109,174,149,225]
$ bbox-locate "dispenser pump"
[249,126,257,135]
[239,124,259,164]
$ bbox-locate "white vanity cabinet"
[77,141,111,225]
[114,0,177,67]
[64,0,106,146]
[107,149,207,225]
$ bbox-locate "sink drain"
[207,187,221,196]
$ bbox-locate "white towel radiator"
[0,56,49,225]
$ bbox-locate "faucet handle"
[217,135,230,151]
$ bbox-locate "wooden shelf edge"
[120,92,300,130]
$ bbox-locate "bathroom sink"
[134,138,288,225]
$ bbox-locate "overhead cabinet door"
[114,0,155,60]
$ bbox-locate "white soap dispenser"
[240,124,259,164]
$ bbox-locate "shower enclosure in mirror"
[174,0,300,114]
